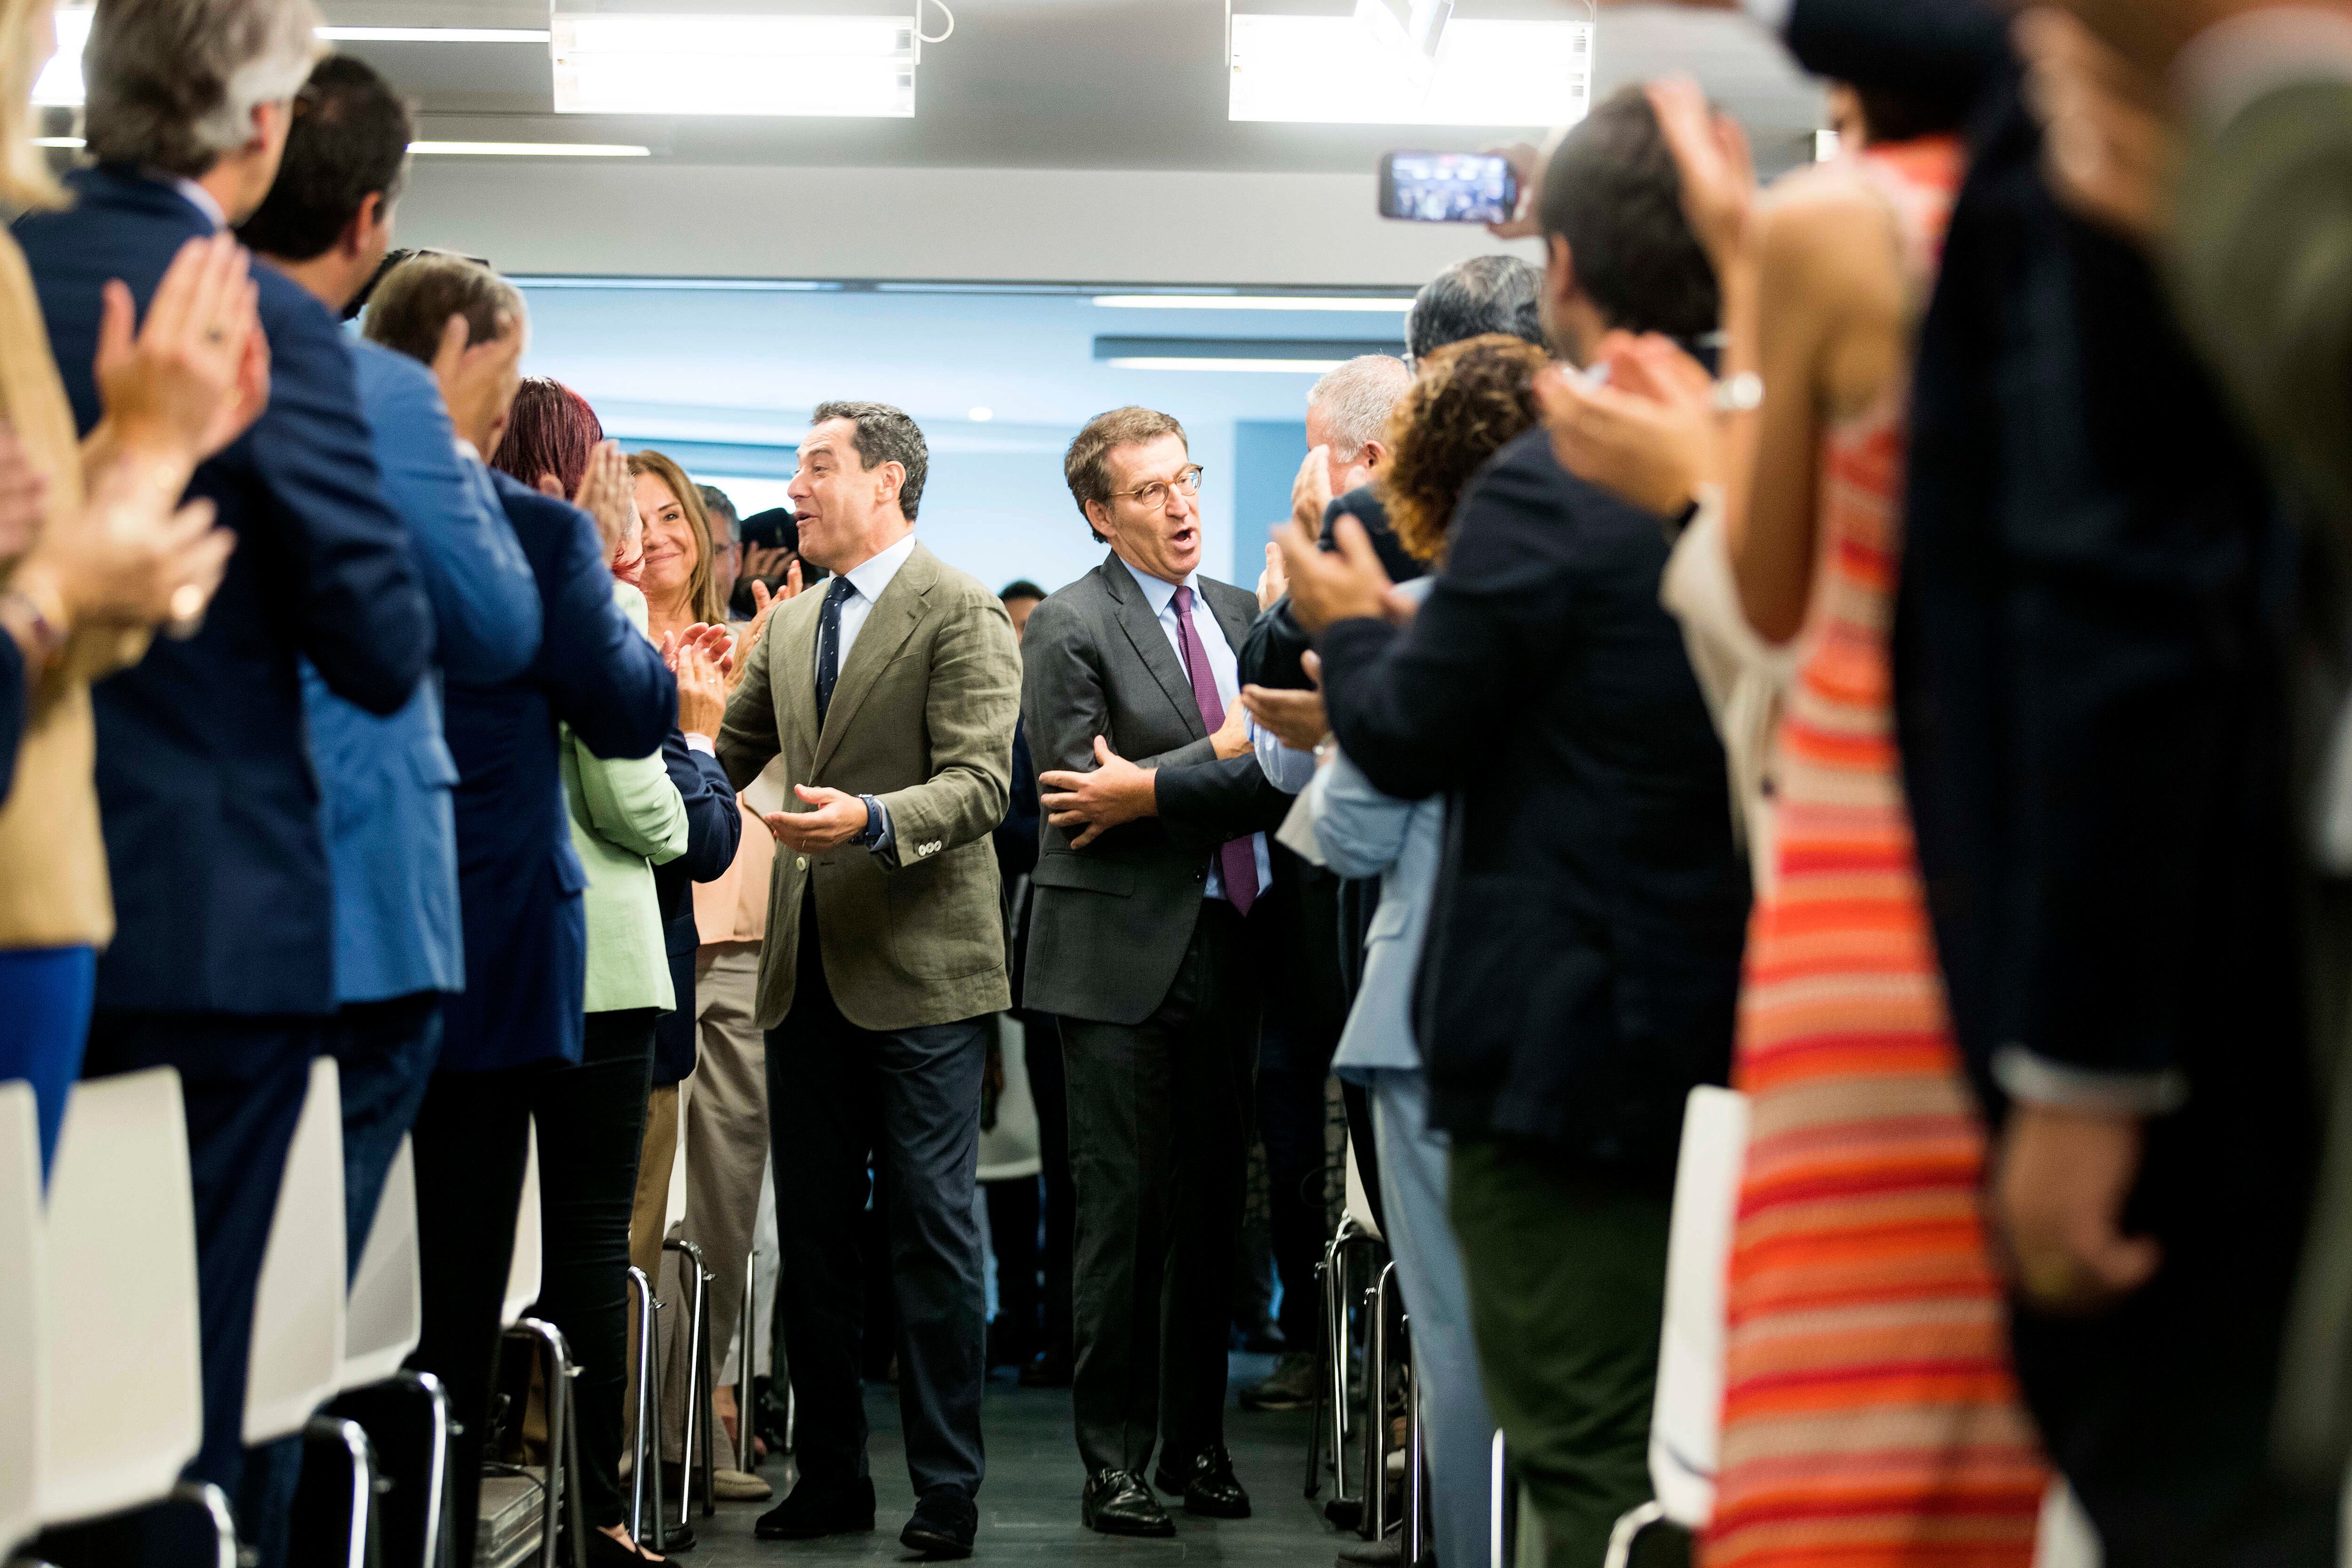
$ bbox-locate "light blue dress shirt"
[1116,554,1273,903]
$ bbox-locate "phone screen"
[1380,151,1517,225]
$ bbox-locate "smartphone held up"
[1378,150,1518,224]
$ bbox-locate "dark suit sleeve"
[1783,0,2007,101]
[1319,448,1567,804]
[1154,751,1295,843]
[524,486,675,759]
[256,302,434,716]
[1240,597,1313,690]
[663,730,741,883]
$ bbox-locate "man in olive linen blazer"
[715,402,1019,1560]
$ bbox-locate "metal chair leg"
[1366,1261,1396,1544]
[509,1316,581,1568]
[626,1266,657,1544]
[1404,1324,1426,1568]
[645,1295,671,1552]
[412,1371,451,1568]
[736,1249,757,1473]
[304,1415,379,1568]
[1601,1500,1668,1568]
[168,1480,241,1568]
[1305,1244,1334,1498]
[1491,1430,1508,1568]
[664,1237,716,1517]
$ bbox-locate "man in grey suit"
[715,401,1021,1560]
[1021,406,1294,1536]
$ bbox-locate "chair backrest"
[242,1055,349,1444]
[38,1067,203,1528]
[1342,1133,1383,1245]
[502,1116,543,1328]
[1647,1084,1750,1528]
[0,1082,44,1556]
[342,1133,421,1389]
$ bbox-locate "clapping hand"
[430,310,525,454]
[0,424,49,566]
[1534,332,1720,517]
[1255,540,1289,612]
[1648,77,1756,278]
[1242,651,1330,752]
[2016,8,2179,245]
[95,232,266,466]
[725,564,802,694]
[671,636,728,739]
[1275,505,1411,636]
[763,783,868,851]
[1040,737,1158,850]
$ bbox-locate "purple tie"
[1171,585,1257,917]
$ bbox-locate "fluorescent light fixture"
[408,141,651,156]
[33,5,91,107]
[318,26,552,42]
[506,276,839,291]
[551,12,917,117]
[32,135,84,148]
[1094,294,1413,313]
[1109,357,1346,374]
[1228,13,1591,127]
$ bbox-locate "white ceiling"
[327,0,1826,173]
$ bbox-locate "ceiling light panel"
[409,141,652,156]
[1094,295,1414,312]
[33,6,91,107]
[318,26,552,42]
[1228,13,1592,127]
[550,13,917,117]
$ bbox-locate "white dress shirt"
[1116,555,1274,904]
[165,174,225,231]
[819,530,920,854]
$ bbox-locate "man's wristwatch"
[855,794,886,848]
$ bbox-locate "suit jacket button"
[797,856,809,871]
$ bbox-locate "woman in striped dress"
[1648,79,2050,1567]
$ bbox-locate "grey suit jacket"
[1019,550,1292,1026]
[716,539,1021,1032]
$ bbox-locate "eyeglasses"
[1108,465,1205,511]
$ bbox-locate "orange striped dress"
[1700,138,2049,1568]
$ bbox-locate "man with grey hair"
[699,482,745,616]
[1404,253,1547,365]
[17,0,434,1541]
[1304,353,1410,501]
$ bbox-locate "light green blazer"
[562,581,687,1014]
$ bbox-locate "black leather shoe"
[1160,1446,1250,1519]
[754,1475,876,1540]
[1082,1469,1175,1536]
[901,1488,978,1559]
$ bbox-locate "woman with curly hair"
[1293,327,1548,1568]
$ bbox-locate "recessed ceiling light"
[551,12,918,118]
[1106,357,1347,374]
[318,26,552,42]
[1228,13,1592,127]
[968,406,994,422]
[32,135,84,149]
[408,141,652,157]
[1094,295,1413,313]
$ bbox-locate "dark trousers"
[1448,1136,1680,1568]
[532,1008,658,1528]
[82,1008,325,1502]
[766,917,989,1498]
[985,1173,1041,1364]
[1060,901,1258,1479]
[2008,1105,2339,1568]
[407,1058,540,1568]
[1256,1021,1336,1351]
[240,990,446,1568]
[1020,1011,1075,1367]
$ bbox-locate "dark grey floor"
[679,1354,1348,1566]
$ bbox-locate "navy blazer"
[304,340,541,1006]
[651,730,739,1085]
[438,471,676,1073]
[16,167,433,1015]
[1318,428,1751,1187]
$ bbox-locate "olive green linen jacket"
[562,582,688,1013]
[715,539,1021,1031]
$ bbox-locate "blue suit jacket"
[15,167,433,1015]
[438,470,675,1073]
[302,340,541,1006]
[652,731,739,1085]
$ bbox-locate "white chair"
[243,1054,349,1446]
[0,1081,45,1559]
[342,1134,421,1390]
[37,1066,230,1561]
[1604,1084,1750,1568]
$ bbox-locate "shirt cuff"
[2176,7,2352,127]
[1251,718,1319,795]
[683,732,715,756]
[1991,1044,2189,1117]
[861,794,895,856]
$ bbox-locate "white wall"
[399,160,1537,287]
